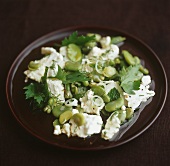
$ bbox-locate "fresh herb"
[55,65,67,82]
[119,65,143,94]
[108,87,120,101]
[24,68,50,109]
[62,31,95,47]
[64,71,90,84]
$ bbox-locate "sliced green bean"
[105,97,124,112]
[71,113,85,126]
[91,85,106,97]
[102,94,110,103]
[59,110,73,124]
[67,44,82,62]
[28,61,41,71]
[139,65,149,74]
[111,36,126,44]
[103,66,116,77]
[65,61,82,71]
[122,50,136,65]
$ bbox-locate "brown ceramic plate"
[6,26,168,150]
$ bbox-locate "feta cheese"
[141,75,151,86]
[65,98,78,107]
[61,123,71,137]
[123,81,155,110]
[24,47,65,82]
[101,112,121,140]
[53,125,62,135]
[47,79,65,102]
[104,44,119,60]
[70,113,103,138]
[88,46,105,58]
[80,90,105,115]
[100,36,111,48]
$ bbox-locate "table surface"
[1,0,170,165]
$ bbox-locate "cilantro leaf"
[62,31,95,46]
[119,65,143,94]
[108,88,120,101]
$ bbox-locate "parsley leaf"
[62,31,95,46]
[108,88,120,101]
[55,65,67,82]
[24,68,50,109]
[64,71,90,84]
[119,65,143,94]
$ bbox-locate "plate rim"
[6,26,168,150]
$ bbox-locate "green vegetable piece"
[53,119,60,127]
[64,84,73,99]
[126,108,134,120]
[67,44,82,62]
[65,61,82,71]
[85,41,97,48]
[71,113,85,126]
[82,81,89,87]
[111,36,126,44]
[103,66,116,77]
[122,50,136,65]
[87,33,101,42]
[102,94,110,103]
[134,56,141,64]
[139,65,149,74]
[52,105,63,118]
[91,85,106,97]
[105,97,124,112]
[28,61,40,71]
[59,110,73,124]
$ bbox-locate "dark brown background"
[1,0,170,165]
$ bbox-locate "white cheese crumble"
[24,47,65,82]
[101,112,121,140]
[80,90,105,115]
[65,98,78,107]
[53,125,62,135]
[100,36,111,48]
[70,113,103,138]
[123,76,155,110]
[81,58,93,73]
[47,79,65,102]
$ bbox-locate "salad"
[24,31,155,140]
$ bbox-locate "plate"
[6,26,168,150]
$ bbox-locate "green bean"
[52,105,63,118]
[111,36,126,44]
[87,33,101,42]
[44,105,51,113]
[122,50,135,65]
[67,44,82,62]
[65,61,82,71]
[105,97,124,112]
[28,61,41,71]
[82,81,89,87]
[139,65,149,74]
[71,113,85,126]
[134,56,141,64]
[64,84,73,99]
[102,94,110,103]
[126,108,134,120]
[85,41,97,48]
[114,58,121,64]
[103,66,116,77]
[59,110,73,124]
[91,85,106,97]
